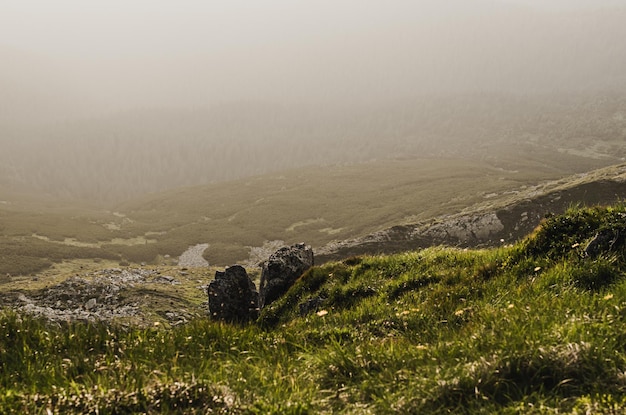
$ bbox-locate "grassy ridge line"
[2,204,626,413]
[316,162,626,261]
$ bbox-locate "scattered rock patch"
[13,268,193,324]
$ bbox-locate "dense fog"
[1,0,626,204]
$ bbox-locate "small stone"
[85,298,97,310]
[154,275,176,284]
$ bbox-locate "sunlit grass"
[3,204,626,412]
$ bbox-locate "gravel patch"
[178,243,210,268]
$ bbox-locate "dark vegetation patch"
[519,205,626,261]
[0,238,119,276]
[0,254,53,276]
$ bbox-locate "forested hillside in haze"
[1,93,625,205]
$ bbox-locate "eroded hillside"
[318,163,626,261]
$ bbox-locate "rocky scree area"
[177,243,209,267]
[4,268,194,326]
[2,243,317,327]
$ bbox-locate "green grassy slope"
[2,204,626,413]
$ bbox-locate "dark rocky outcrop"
[208,265,259,323]
[259,243,314,308]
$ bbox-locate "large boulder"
[208,265,259,323]
[259,243,314,308]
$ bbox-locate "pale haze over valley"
[1,0,626,204]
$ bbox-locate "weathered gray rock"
[208,265,259,323]
[85,298,97,310]
[259,243,314,308]
[423,212,505,243]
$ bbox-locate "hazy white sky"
[1,1,487,58]
[499,0,625,9]
[2,1,621,58]
[1,0,625,114]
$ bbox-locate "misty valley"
[1,92,625,277]
[3,0,626,412]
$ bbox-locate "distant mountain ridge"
[316,163,626,262]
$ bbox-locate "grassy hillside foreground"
[3,204,626,413]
